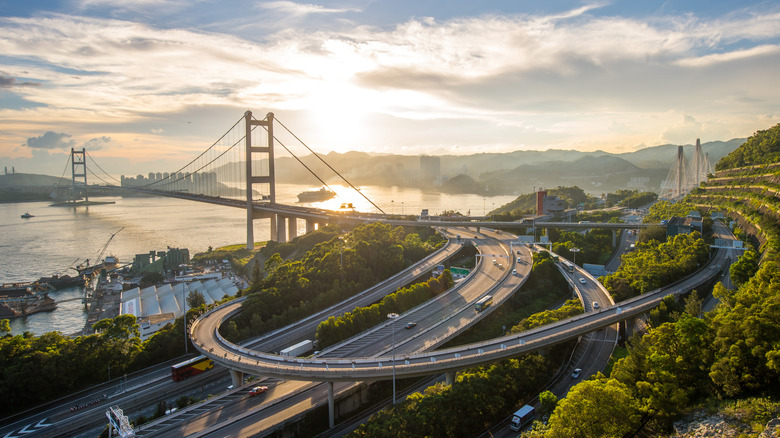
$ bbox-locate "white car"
[571,368,582,378]
[579,277,586,284]
[592,301,600,309]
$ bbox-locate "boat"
[297,187,335,203]
[21,212,34,218]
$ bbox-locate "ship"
[297,187,335,203]
[21,212,34,218]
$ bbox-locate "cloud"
[0,72,41,88]
[24,131,76,150]
[82,136,113,150]
[1,4,780,162]
[257,1,360,17]
[676,44,780,67]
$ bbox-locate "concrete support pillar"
[476,226,480,234]
[287,217,297,241]
[269,214,278,242]
[306,219,315,234]
[327,381,335,428]
[445,371,456,386]
[612,229,617,247]
[230,369,244,387]
[277,216,287,242]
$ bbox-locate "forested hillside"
[523,124,780,437]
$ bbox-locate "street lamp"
[571,247,580,267]
[339,237,345,283]
[387,312,399,404]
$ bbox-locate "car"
[579,277,586,284]
[571,368,582,378]
[404,322,417,329]
[512,269,517,275]
[249,386,268,396]
[592,302,600,309]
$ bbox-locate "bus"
[475,295,493,312]
[561,260,575,273]
[171,355,214,381]
[551,254,560,263]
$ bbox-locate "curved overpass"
[191,226,731,382]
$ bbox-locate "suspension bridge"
[55,111,396,250]
[52,110,693,251]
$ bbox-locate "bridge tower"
[71,148,88,204]
[244,111,276,250]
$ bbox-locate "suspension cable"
[55,152,72,188]
[268,116,385,214]
[85,151,122,185]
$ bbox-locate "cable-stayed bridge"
[659,139,713,200]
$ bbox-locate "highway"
[189,227,731,382]
[144,228,530,437]
[1,223,733,438]
[0,232,465,438]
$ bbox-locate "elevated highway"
[190,227,730,382]
[113,186,657,231]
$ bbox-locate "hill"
[268,139,743,196]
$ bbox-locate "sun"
[304,84,373,152]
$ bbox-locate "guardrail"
[191,235,728,382]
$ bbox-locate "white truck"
[509,405,536,431]
[280,339,314,357]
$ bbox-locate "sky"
[1,0,780,176]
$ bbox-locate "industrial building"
[120,277,239,340]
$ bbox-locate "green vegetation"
[350,354,553,437]
[529,124,780,436]
[551,228,616,266]
[508,299,582,334]
[230,223,444,341]
[316,271,453,348]
[605,189,657,208]
[601,232,709,301]
[644,200,699,223]
[190,242,262,274]
[716,123,780,170]
[491,186,601,220]
[0,309,209,414]
[348,252,580,437]
[444,250,575,346]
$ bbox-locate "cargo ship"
[297,187,335,203]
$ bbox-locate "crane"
[75,227,124,273]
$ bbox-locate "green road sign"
[451,267,470,276]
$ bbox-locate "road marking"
[15,424,33,434]
[34,419,51,428]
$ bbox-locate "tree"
[538,390,558,416]
[545,375,642,438]
[729,248,759,287]
[187,290,206,309]
[0,319,10,335]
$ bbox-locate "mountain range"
[269,138,744,195]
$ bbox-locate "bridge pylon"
[71,147,88,204]
[245,111,276,250]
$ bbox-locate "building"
[536,190,566,215]
[666,216,703,237]
[420,156,441,186]
[120,277,239,340]
[132,247,190,275]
